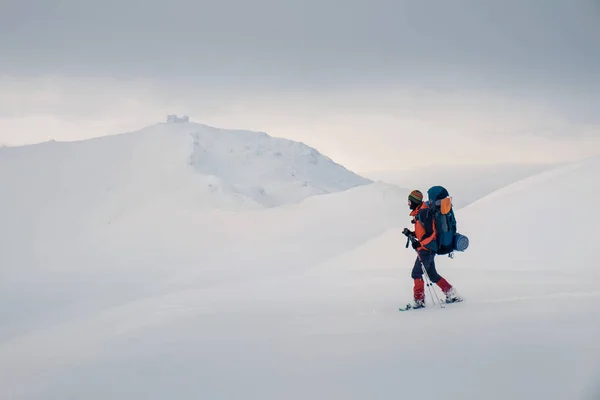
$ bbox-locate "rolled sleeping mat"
[454,233,469,252]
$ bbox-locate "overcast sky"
[1,0,599,170]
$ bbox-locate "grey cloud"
[1,0,599,150]
[1,0,599,93]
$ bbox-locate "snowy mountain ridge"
[0,121,371,215]
[181,122,372,206]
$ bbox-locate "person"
[406,189,462,308]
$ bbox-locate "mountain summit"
[0,120,371,213]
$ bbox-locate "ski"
[398,304,425,311]
[399,298,464,311]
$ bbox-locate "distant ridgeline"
[166,114,190,123]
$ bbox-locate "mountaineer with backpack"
[402,187,467,310]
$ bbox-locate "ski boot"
[405,298,426,310]
[444,287,463,304]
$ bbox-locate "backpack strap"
[417,207,436,246]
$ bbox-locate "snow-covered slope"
[0,120,373,300]
[0,121,400,348]
[0,121,370,216]
[302,156,600,399]
[363,162,559,208]
[1,123,599,400]
[459,156,600,273]
[184,123,372,206]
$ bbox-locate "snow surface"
[364,162,560,208]
[1,124,599,400]
[0,121,382,335]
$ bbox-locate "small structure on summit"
[166,114,190,123]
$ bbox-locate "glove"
[411,239,420,249]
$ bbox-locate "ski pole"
[420,259,444,309]
[414,246,444,308]
[422,265,436,306]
